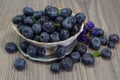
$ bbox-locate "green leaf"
[58,9,61,16]
[93,51,101,57]
[31,16,38,23]
[54,23,61,28]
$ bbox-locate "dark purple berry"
[38,16,49,24]
[14,58,26,71]
[27,44,37,57]
[82,53,95,65]
[50,32,60,42]
[40,32,50,42]
[20,41,29,53]
[86,21,95,30]
[99,36,108,45]
[56,46,66,57]
[32,23,42,35]
[37,47,46,57]
[70,52,80,63]
[23,7,34,16]
[5,42,18,53]
[74,13,86,24]
[107,41,115,49]
[60,8,72,18]
[23,17,34,26]
[33,11,42,20]
[109,34,119,44]
[91,28,104,37]
[13,15,24,24]
[60,29,70,40]
[50,63,60,73]
[101,48,112,59]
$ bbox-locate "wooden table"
[0,0,120,80]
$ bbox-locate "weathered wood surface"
[0,0,120,80]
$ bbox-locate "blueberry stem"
[58,9,61,16]
[54,23,61,28]
[31,16,38,23]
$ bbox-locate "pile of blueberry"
[13,5,86,42]
[4,6,119,73]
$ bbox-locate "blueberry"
[74,44,87,56]
[60,29,70,40]
[55,16,64,25]
[13,15,24,24]
[14,58,26,71]
[62,16,76,30]
[91,28,104,37]
[27,44,37,57]
[86,21,95,30]
[38,16,49,24]
[82,53,95,65]
[45,5,52,12]
[20,41,29,53]
[77,35,90,44]
[45,7,58,19]
[23,17,34,26]
[23,7,34,16]
[60,8,72,18]
[109,34,119,44]
[50,63,60,73]
[37,47,46,57]
[56,46,66,57]
[74,13,86,24]
[32,23,42,35]
[5,42,18,53]
[50,32,60,42]
[18,25,25,33]
[107,41,115,49]
[42,21,55,33]
[99,36,108,45]
[70,26,79,36]
[60,57,74,71]
[101,48,112,59]
[90,37,101,50]
[40,32,50,42]
[70,52,80,63]
[33,35,40,41]
[33,11,42,20]
[21,26,33,39]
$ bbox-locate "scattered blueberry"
[101,48,112,59]
[90,37,101,50]
[5,42,18,53]
[20,41,29,53]
[74,44,87,56]
[60,8,72,18]
[59,29,70,40]
[91,28,104,37]
[107,41,115,49]
[70,52,80,63]
[23,7,34,16]
[56,46,66,57]
[14,58,26,71]
[99,36,108,45]
[60,57,74,71]
[86,21,95,30]
[82,53,95,65]
[50,63,60,73]
[50,32,60,42]
[40,32,50,42]
[37,47,46,57]
[109,34,119,44]
[21,26,33,39]
[32,23,42,35]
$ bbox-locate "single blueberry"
[101,48,112,59]
[99,36,108,45]
[82,53,95,65]
[70,52,81,63]
[74,44,87,56]
[86,21,95,30]
[50,63,60,73]
[56,46,66,57]
[14,58,26,71]
[40,32,50,42]
[42,21,55,33]
[23,17,34,26]
[109,34,119,44]
[107,41,115,49]
[59,29,70,40]
[32,23,42,35]
[5,42,18,53]
[60,8,72,18]
[37,47,46,57]
[91,28,104,37]
[74,13,86,24]
[60,57,74,71]
[20,41,29,53]
[21,26,33,39]
[50,32,60,42]
[13,15,24,24]
[23,7,34,16]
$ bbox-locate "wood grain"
[0,0,120,80]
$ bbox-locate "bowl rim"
[12,23,84,45]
